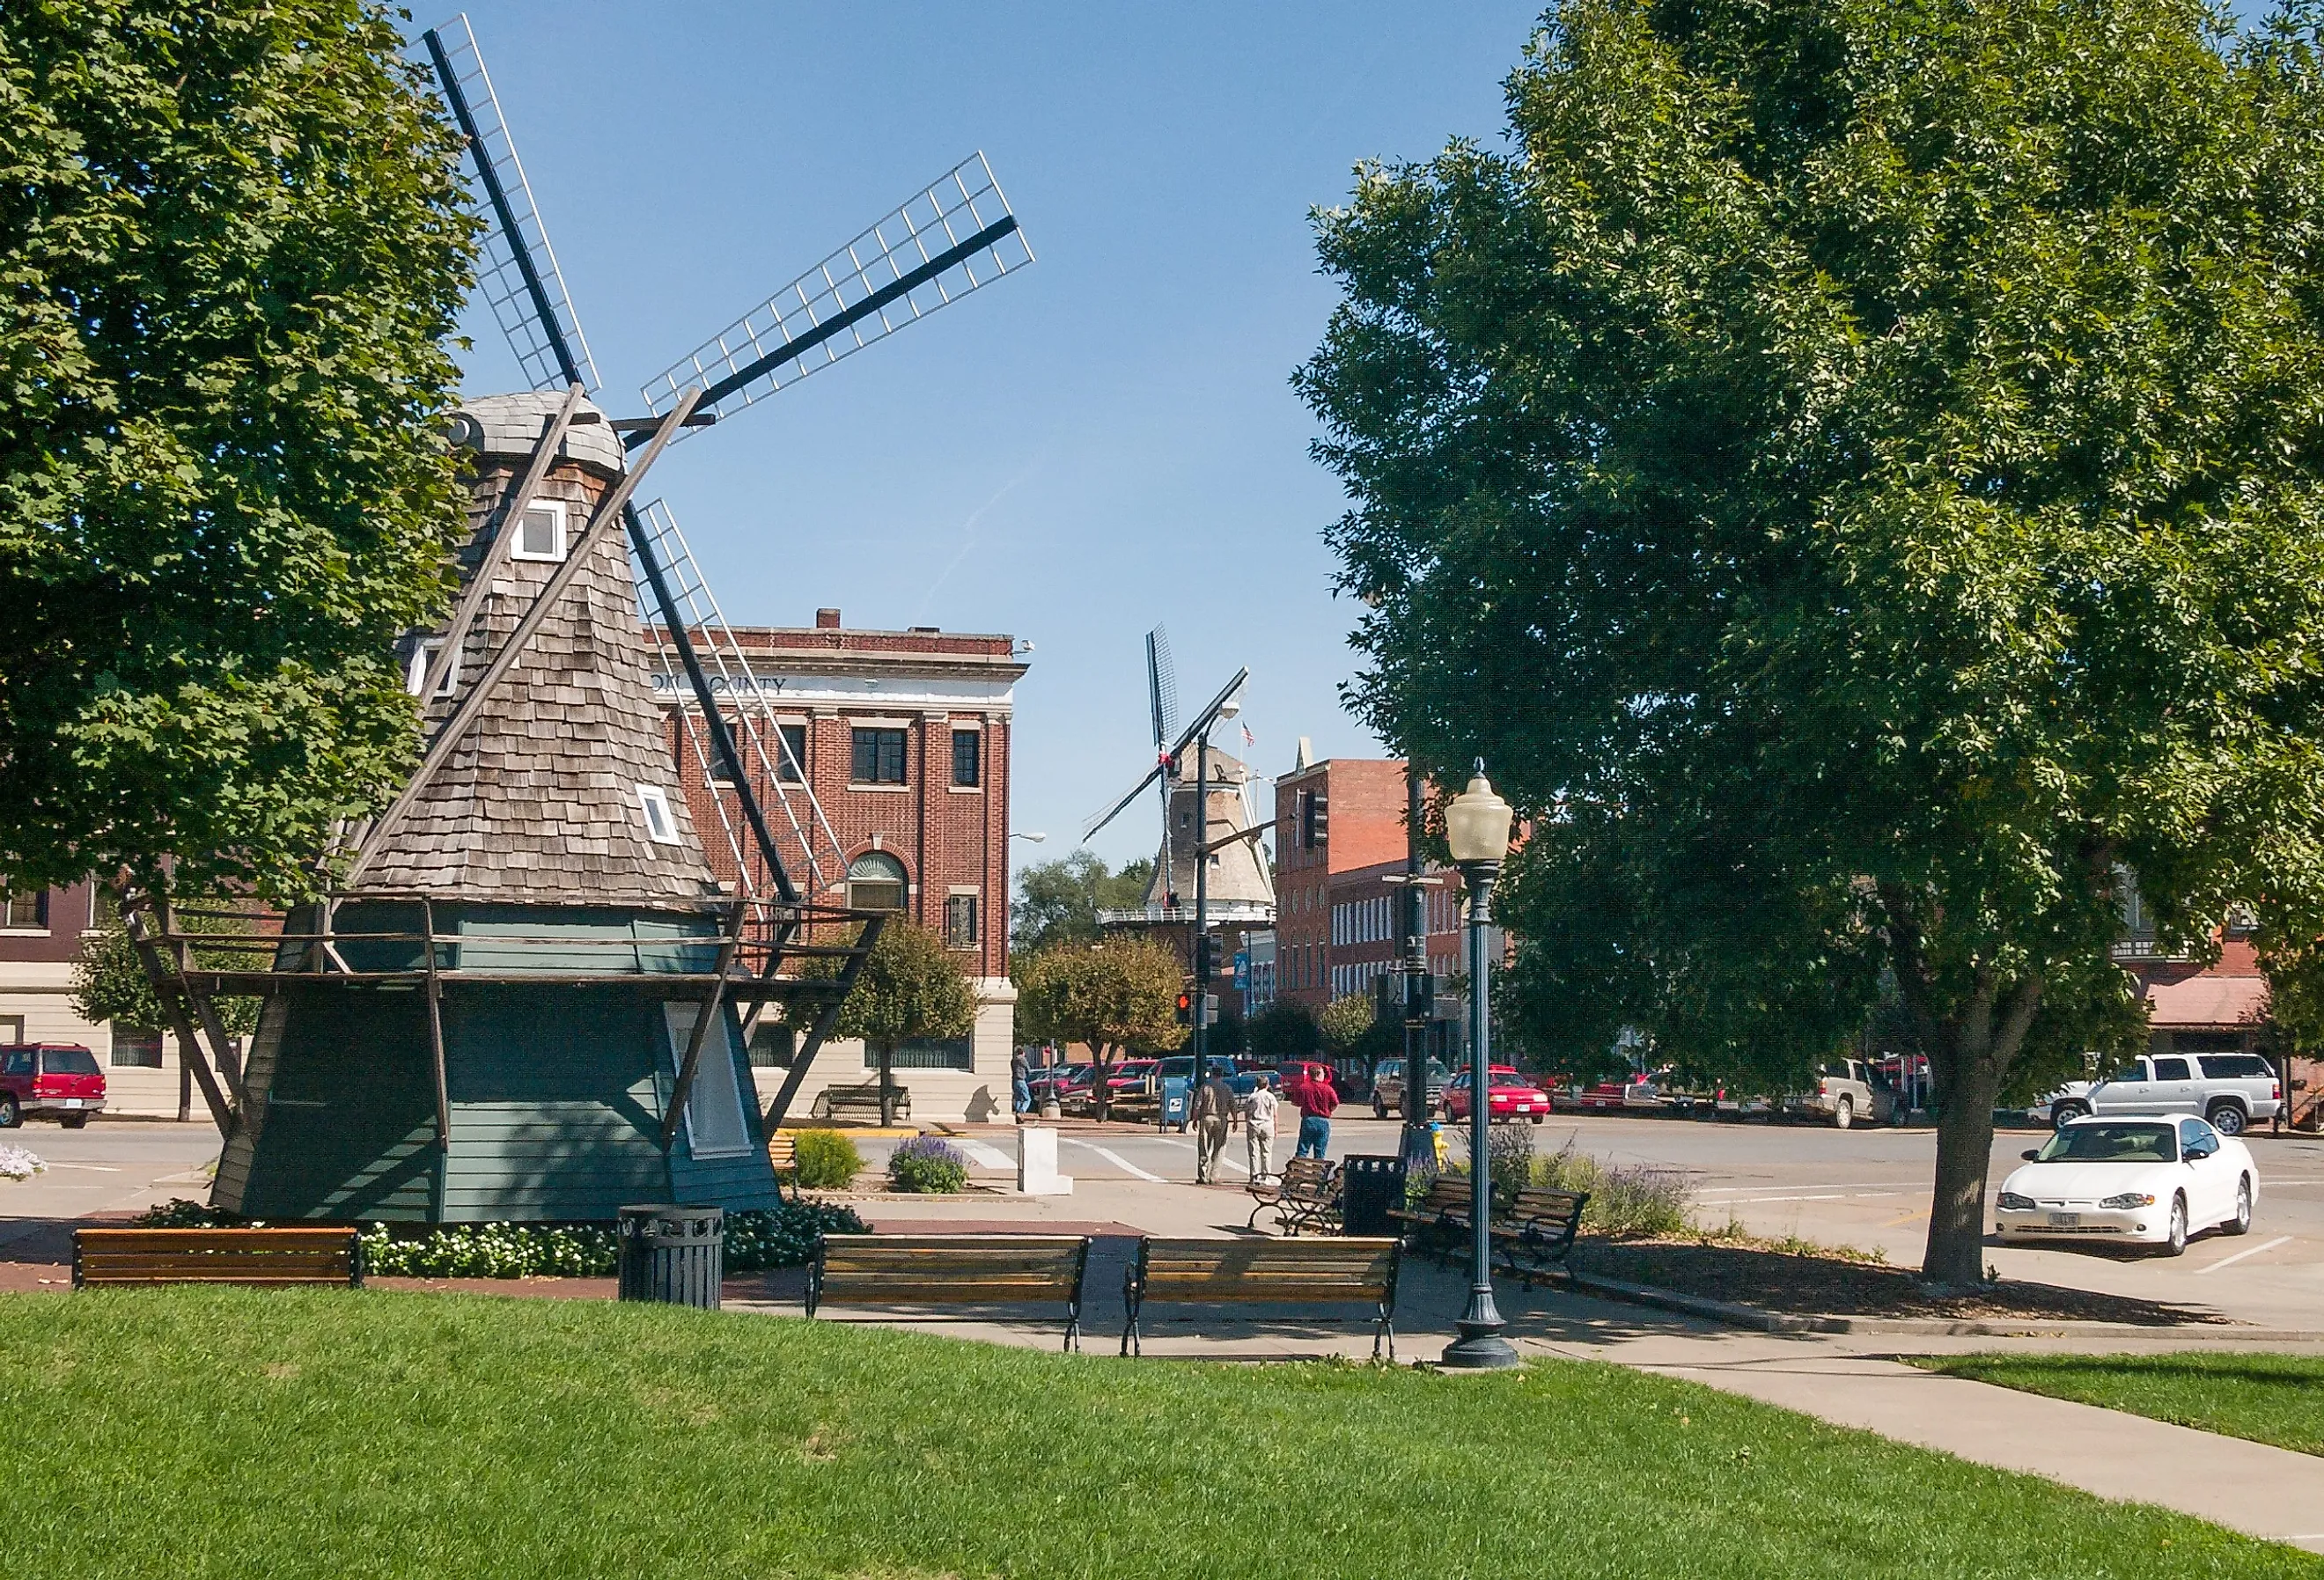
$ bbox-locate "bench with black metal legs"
[1245,1155,1341,1236]
[1121,1236,1401,1358]
[817,1083,911,1124]
[806,1234,1090,1351]
[1388,1178,1589,1286]
[72,1227,364,1289]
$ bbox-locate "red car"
[0,1042,107,1128]
[1444,1065,1550,1124]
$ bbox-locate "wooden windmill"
[143,14,1033,1223]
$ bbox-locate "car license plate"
[2047,1212,2079,1228]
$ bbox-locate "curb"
[1552,1268,2324,1341]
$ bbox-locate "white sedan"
[1995,1113,2257,1256]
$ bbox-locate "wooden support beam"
[156,896,246,1106]
[423,899,451,1152]
[344,388,702,885]
[763,913,886,1132]
[661,900,748,1150]
[121,902,233,1135]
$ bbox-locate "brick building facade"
[1272,754,1466,1010]
[0,878,199,1118]
[656,609,1027,1122]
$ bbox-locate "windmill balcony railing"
[152,894,878,998]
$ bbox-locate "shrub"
[790,1129,863,1190]
[130,1199,869,1276]
[886,1136,968,1194]
[0,1144,46,1182]
[1435,1131,1695,1239]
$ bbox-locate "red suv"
[0,1043,107,1128]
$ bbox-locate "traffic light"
[1194,931,1222,978]
[1175,989,1194,1026]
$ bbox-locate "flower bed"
[0,1145,46,1182]
[133,1198,867,1278]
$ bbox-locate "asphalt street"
[6,1113,2321,1326]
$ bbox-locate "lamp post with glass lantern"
[1439,765,1519,1371]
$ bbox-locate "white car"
[1995,1113,2257,1256]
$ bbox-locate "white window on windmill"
[404,638,448,698]
[636,784,681,845]
[510,498,567,562]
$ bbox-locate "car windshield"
[41,1048,99,1077]
[2036,1122,2177,1164]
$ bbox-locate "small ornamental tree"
[1009,852,1155,957]
[0,0,475,902]
[1012,938,1186,1121]
[1245,999,1322,1064]
[1299,0,2324,1287]
[816,921,977,1126]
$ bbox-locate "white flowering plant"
[0,1144,47,1181]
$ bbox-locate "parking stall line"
[951,1139,1016,1170]
[2196,1235,2293,1275]
[1063,1139,1167,1183]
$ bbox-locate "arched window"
[847,851,908,913]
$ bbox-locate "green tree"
[1320,990,1399,1088]
[1012,937,1185,1121]
[0,1,475,902]
[1245,998,1321,1064]
[71,900,261,1039]
[820,921,978,1126]
[1298,0,2324,1286]
[1010,852,1154,957]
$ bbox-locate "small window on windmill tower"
[636,784,682,845]
[511,499,566,562]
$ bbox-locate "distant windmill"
[144,14,1034,1223]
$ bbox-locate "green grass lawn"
[1910,1351,2324,1459]
[1,1290,2314,1579]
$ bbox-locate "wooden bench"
[1245,1155,1341,1236]
[72,1227,363,1289]
[818,1083,910,1124]
[806,1234,1090,1351]
[768,1132,797,1200]
[1388,1177,1589,1286]
[1121,1237,1402,1357]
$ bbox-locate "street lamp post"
[1188,695,1239,1157]
[1439,765,1519,1371]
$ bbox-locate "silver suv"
[2038,1053,2283,1137]
[1372,1058,1448,1120]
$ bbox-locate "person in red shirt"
[1290,1062,1339,1159]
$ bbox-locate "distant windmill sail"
[640,152,1033,428]
[421,15,600,393]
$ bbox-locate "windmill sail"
[641,152,1032,427]
[422,15,601,393]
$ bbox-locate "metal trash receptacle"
[1339,1155,1407,1238]
[616,1204,724,1308]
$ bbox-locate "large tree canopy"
[1299,0,2324,1283]
[1010,852,1154,958]
[0,0,474,901]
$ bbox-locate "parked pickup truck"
[2034,1053,2283,1137]
[1782,1057,1904,1129]
[1371,1057,1448,1120]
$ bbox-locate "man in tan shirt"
[1192,1069,1235,1183]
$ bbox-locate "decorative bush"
[790,1128,864,1190]
[0,1144,46,1182]
[1434,1132,1694,1239]
[886,1135,968,1194]
[131,1199,869,1277]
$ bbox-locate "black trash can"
[1339,1154,1407,1238]
[616,1204,724,1309]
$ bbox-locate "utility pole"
[1191,725,1210,1094]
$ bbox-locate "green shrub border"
[133,1198,867,1278]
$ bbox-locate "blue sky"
[424,3,1546,880]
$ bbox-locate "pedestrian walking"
[1010,1049,1032,1120]
[1244,1077,1279,1181]
[1291,1064,1339,1159]
[1192,1069,1234,1183]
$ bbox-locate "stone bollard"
[1017,1125,1072,1195]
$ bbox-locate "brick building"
[1271,751,1464,1010]
[656,609,1028,1122]
[0,879,198,1118]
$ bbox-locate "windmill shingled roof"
[355,447,722,907]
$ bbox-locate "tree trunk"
[1921,1052,2005,1287]
[877,1041,897,1127]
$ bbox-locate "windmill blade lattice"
[630,499,849,901]
[422,14,601,393]
[642,153,1032,426]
